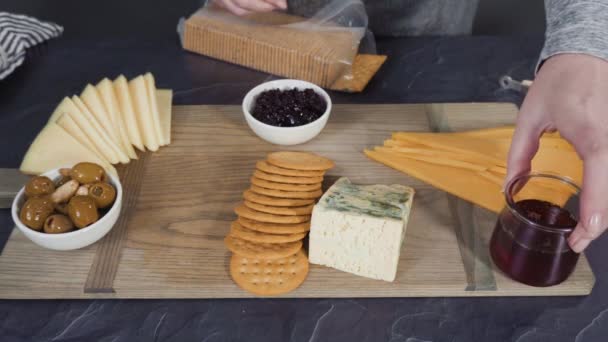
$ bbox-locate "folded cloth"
[0,12,63,80]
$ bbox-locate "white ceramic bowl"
[242,79,332,145]
[11,168,123,251]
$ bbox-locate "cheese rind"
[309,178,414,282]
[20,122,116,176]
[114,75,145,151]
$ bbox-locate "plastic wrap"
[179,0,377,89]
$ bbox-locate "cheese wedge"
[55,113,107,163]
[81,84,120,143]
[144,73,165,145]
[20,122,116,176]
[72,95,124,164]
[47,97,115,163]
[129,75,159,151]
[156,89,173,145]
[114,75,144,151]
[97,78,137,159]
[365,149,504,213]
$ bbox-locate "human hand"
[506,53,608,253]
[214,0,287,16]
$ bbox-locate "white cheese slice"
[48,97,117,164]
[156,89,173,145]
[47,98,106,163]
[97,78,137,159]
[309,177,415,282]
[114,75,145,151]
[72,95,125,164]
[129,75,159,151]
[55,112,107,163]
[81,84,119,143]
[20,122,116,176]
[144,73,165,145]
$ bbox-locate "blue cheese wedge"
[309,177,414,282]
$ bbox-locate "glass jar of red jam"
[490,173,580,287]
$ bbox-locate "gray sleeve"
[539,0,608,70]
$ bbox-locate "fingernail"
[571,237,591,253]
[568,230,580,245]
[588,213,602,233]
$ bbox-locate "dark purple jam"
[490,199,579,287]
[251,88,327,127]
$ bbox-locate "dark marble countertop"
[0,35,607,342]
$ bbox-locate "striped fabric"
[0,12,63,80]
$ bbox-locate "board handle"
[0,168,28,209]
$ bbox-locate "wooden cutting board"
[0,103,595,298]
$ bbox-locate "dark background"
[3,1,607,342]
[3,0,546,38]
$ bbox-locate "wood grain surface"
[0,104,595,298]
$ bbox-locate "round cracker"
[238,217,310,234]
[267,152,335,171]
[243,190,315,207]
[224,235,302,259]
[230,221,306,243]
[250,184,322,199]
[251,177,321,192]
[230,249,309,295]
[253,170,323,185]
[256,161,324,177]
[244,200,314,216]
[235,204,310,224]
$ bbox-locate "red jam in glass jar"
[489,173,580,287]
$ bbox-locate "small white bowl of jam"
[242,79,332,145]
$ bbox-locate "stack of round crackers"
[225,151,334,296]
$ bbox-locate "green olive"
[68,196,99,229]
[54,202,69,215]
[89,182,116,209]
[24,176,55,197]
[71,162,105,184]
[20,197,54,231]
[43,214,74,234]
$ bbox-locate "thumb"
[568,152,608,252]
[505,110,544,189]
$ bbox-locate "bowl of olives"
[11,162,122,250]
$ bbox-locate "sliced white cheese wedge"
[72,95,125,164]
[114,75,145,152]
[81,84,129,163]
[144,73,165,145]
[156,89,173,145]
[129,75,159,151]
[48,97,116,164]
[97,78,137,159]
[20,122,117,176]
[81,84,119,143]
[56,113,107,163]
